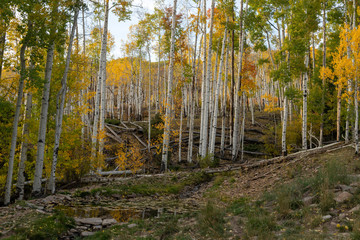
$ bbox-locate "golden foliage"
[116,142,144,173]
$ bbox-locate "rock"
[303,196,315,205]
[102,218,118,226]
[111,194,122,199]
[349,205,360,213]
[75,218,102,226]
[76,226,88,230]
[70,228,79,233]
[334,192,353,203]
[309,204,318,208]
[127,193,137,198]
[336,185,354,192]
[322,215,332,221]
[350,182,360,188]
[81,231,95,237]
[339,213,346,219]
[36,209,47,214]
[16,205,23,210]
[93,225,102,231]
[128,223,137,228]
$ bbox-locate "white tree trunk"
[48,10,78,194]
[179,96,184,162]
[302,53,309,150]
[98,0,110,159]
[187,2,200,163]
[4,41,27,205]
[199,0,207,155]
[148,48,151,151]
[17,92,32,201]
[221,46,229,156]
[282,86,288,156]
[32,42,56,196]
[209,25,227,157]
[232,0,248,161]
[240,93,246,162]
[200,0,215,157]
[161,0,177,171]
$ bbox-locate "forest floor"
[1,111,360,239]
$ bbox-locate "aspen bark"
[32,42,56,196]
[179,96,184,162]
[161,0,177,171]
[200,0,215,157]
[199,0,207,155]
[232,0,247,161]
[302,54,309,150]
[4,40,27,205]
[98,0,109,157]
[209,25,227,157]
[282,85,288,156]
[148,48,151,151]
[221,45,229,156]
[48,10,78,194]
[319,4,326,147]
[0,31,5,80]
[16,92,32,201]
[187,1,200,163]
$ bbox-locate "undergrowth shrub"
[198,154,220,168]
[197,201,226,237]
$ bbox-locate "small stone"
[339,213,346,219]
[349,205,360,213]
[36,209,46,214]
[322,215,332,221]
[70,228,78,233]
[93,225,102,231]
[334,192,353,203]
[112,194,122,199]
[16,205,23,210]
[128,223,137,228]
[350,182,360,188]
[75,218,102,226]
[102,218,118,226]
[76,226,88,230]
[337,185,354,192]
[81,231,95,237]
[303,196,315,205]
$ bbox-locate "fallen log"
[106,123,136,132]
[132,133,147,148]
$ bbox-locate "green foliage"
[198,154,220,168]
[270,63,291,84]
[105,118,121,125]
[146,112,164,141]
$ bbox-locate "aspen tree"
[48,9,79,194]
[5,28,30,204]
[161,0,177,171]
[209,21,228,157]
[200,0,215,157]
[232,0,248,161]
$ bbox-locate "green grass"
[4,211,74,240]
[197,201,226,238]
[75,172,212,198]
